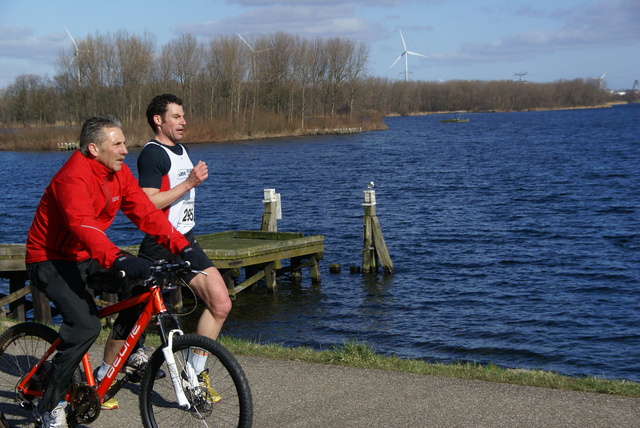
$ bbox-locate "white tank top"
[148,142,196,233]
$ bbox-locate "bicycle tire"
[139,334,252,428]
[0,322,80,428]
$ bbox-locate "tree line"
[0,30,629,133]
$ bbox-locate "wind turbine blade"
[64,25,79,51]
[390,53,404,69]
[399,29,407,51]
[407,51,429,59]
[236,33,254,51]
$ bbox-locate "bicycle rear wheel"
[0,323,59,427]
[139,334,252,428]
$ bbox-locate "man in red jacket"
[25,116,208,428]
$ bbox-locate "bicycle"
[0,260,253,427]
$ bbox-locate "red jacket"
[26,150,190,268]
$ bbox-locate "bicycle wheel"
[0,322,59,427]
[140,334,252,428]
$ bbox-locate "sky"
[0,0,638,91]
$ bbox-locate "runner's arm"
[142,160,208,209]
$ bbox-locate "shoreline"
[1,102,636,151]
[0,120,388,152]
[1,319,636,397]
[389,101,631,117]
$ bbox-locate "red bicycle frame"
[16,285,168,404]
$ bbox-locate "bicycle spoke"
[139,335,252,427]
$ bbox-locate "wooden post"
[362,187,393,274]
[261,189,282,270]
[264,263,277,292]
[290,257,303,284]
[309,256,321,284]
[261,189,281,232]
[31,286,52,324]
[8,273,27,322]
[362,190,376,273]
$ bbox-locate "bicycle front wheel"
[0,322,59,427]
[139,334,252,428]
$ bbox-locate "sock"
[96,361,110,381]
[188,351,208,374]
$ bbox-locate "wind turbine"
[390,29,428,82]
[236,33,271,57]
[237,33,256,53]
[236,33,270,128]
[64,26,81,63]
[514,71,528,82]
[64,26,82,84]
[598,72,607,90]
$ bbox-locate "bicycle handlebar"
[117,260,207,285]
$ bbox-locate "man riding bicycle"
[25,116,209,428]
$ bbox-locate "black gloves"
[180,245,210,270]
[112,252,152,279]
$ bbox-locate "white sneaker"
[124,346,149,374]
[42,401,68,428]
[124,346,166,380]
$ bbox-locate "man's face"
[92,126,128,172]
[156,103,186,143]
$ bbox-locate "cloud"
[433,0,640,65]
[227,0,433,6]
[180,3,384,39]
[0,26,66,64]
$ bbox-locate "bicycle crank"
[69,385,101,424]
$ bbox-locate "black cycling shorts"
[138,230,214,284]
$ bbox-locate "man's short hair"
[146,94,183,132]
[79,116,121,156]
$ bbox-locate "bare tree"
[323,37,354,117]
[345,42,369,120]
[205,36,248,122]
[5,75,55,127]
[160,34,203,116]
[115,30,157,123]
[289,36,310,130]
[306,37,328,119]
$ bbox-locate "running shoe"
[100,396,119,411]
[93,368,119,410]
[200,369,222,403]
[123,346,149,375]
[42,401,68,428]
[124,346,166,381]
[191,368,222,403]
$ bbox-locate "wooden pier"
[0,230,324,323]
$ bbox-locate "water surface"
[1,104,638,381]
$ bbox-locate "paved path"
[80,351,639,427]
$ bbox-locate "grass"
[2,319,637,398]
[211,336,640,398]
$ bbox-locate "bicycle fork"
[162,329,192,410]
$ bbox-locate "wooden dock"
[0,230,324,323]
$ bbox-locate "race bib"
[177,200,195,229]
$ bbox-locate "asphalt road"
[79,351,638,428]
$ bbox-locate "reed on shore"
[0,113,387,151]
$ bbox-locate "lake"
[1,104,638,382]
